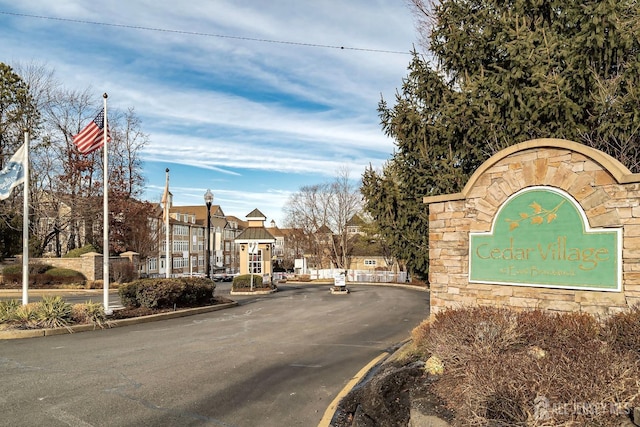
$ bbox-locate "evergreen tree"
[362,0,640,280]
[0,63,39,259]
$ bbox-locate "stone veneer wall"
[31,251,140,281]
[424,138,640,317]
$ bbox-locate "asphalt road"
[0,283,429,427]
[0,289,123,308]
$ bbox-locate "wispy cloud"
[0,0,416,223]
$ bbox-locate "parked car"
[178,273,206,278]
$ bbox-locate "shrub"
[63,244,98,258]
[118,282,139,308]
[85,280,102,289]
[413,307,640,426]
[231,274,265,291]
[118,278,216,309]
[71,301,108,329]
[136,279,184,308]
[41,268,86,286]
[178,277,216,305]
[1,264,84,287]
[111,262,135,283]
[602,305,640,358]
[2,263,53,284]
[35,296,73,329]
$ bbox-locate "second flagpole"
[102,93,111,314]
[22,130,30,305]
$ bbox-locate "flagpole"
[22,130,30,305]
[102,93,112,314]
[164,168,171,278]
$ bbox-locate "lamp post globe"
[204,189,214,279]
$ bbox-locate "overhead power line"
[0,10,411,55]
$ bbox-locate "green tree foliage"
[362,0,640,280]
[0,62,151,259]
[0,63,39,260]
[0,62,39,156]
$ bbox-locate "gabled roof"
[246,208,267,219]
[268,226,286,238]
[172,205,225,218]
[235,227,276,242]
[226,215,248,230]
[170,205,227,228]
[316,224,334,234]
[347,214,366,227]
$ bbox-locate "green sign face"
[469,187,621,291]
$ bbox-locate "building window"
[173,257,189,269]
[173,240,189,252]
[364,259,377,266]
[249,251,262,274]
[148,257,158,271]
[174,224,189,236]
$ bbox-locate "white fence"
[307,269,407,283]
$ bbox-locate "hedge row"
[2,263,85,287]
[118,277,216,309]
[231,274,272,291]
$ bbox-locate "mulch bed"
[331,358,455,426]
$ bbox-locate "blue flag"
[0,143,27,200]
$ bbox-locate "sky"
[0,1,418,226]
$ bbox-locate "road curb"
[285,281,428,292]
[0,301,239,340]
[318,350,391,427]
[317,339,413,427]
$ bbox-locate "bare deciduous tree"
[283,167,362,269]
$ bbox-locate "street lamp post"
[204,189,214,279]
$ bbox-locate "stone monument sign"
[423,138,640,316]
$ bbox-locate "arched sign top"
[424,138,640,204]
[469,186,621,292]
[491,187,588,234]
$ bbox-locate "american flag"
[73,108,111,154]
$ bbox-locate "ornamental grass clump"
[0,299,21,323]
[13,303,39,328]
[71,301,109,329]
[410,306,640,426]
[36,296,73,329]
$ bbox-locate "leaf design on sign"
[530,202,542,214]
[506,199,566,232]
